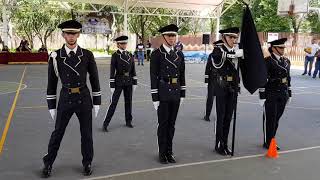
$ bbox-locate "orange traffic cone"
[266,138,278,158]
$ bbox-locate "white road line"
[83,145,320,180]
[0,82,27,95]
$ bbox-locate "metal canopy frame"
[1,0,240,46]
[49,0,238,36]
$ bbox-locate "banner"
[75,12,113,34]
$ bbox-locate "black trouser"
[147,50,151,61]
[205,82,215,118]
[264,92,288,145]
[157,100,180,155]
[215,91,235,145]
[43,106,93,167]
[104,85,133,126]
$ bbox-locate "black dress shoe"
[102,125,108,132]
[263,143,280,150]
[302,72,306,75]
[166,154,176,163]
[42,164,52,178]
[203,116,211,122]
[215,141,227,156]
[263,143,269,149]
[224,146,232,156]
[159,154,168,164]
[125,123,134,128]
[83,164,92,176]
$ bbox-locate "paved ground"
[0,62,320,180]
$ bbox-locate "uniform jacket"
[150,45,186,102]
[109,50,137,88]
[259,54,292,99]
[46,45,101,110]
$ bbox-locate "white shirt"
[223,43,235,52]
[306,43,319,57]
[118,48,126,54]
[273,53,283,60]
[65,44,78,55]
[162,44,174,53]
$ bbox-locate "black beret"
[114,35,128,43]
[58,20,82,33]
[158,24,179,35]
[269,38,287,47]
[219,27,240,36]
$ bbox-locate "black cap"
[213,40,223,45]
[158,24,179,35]
[58,20,82,33]
[269,38,287,47]
[114,35,128,43]
[219,27,240,36]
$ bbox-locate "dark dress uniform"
[42,20,101,178]
[103,37,137,131]
[210,27,241,156]
[150,24,186,164]
[259,38,291,149]
[204,40,223,122]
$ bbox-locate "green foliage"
[12,0,69,47]
[251,0,291,32]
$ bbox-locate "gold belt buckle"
[171,78,178,84]
[124,72,129,76]
[281,78,287,83]
[227,76,233,82]
[70,87,80,94]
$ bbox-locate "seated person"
[16,45,31,52]
[38,45,48,53]
[1,45,10,52]
[19,37,29,47]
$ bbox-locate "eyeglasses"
[118,43,127,45]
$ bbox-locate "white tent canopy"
[50,0,238,36]
[52,0,225,12]
[1,0,239,46]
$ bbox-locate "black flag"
[239,5,267,94]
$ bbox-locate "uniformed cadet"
[150,24,186,164]
[203,40,223,122]
[210,27,243,156]
[259,38,292,150]
[42,20,101,177]
[103,35,137,132]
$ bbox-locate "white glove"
[49,109,56,121]
[259,99,266,107]
[94,105,100,118]
[287,97,291,105]
[110,88,115,93]
[180,98,184,106]
[133,85,137,91]
[153,101,159,110]
[235,49,244,58]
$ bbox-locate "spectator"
[38,45,48,53]
[302,39,319,76]
[16,44,31,53]
[19,36,29,47]
[136,39,145,66]
[1,45,10,52]
[313,48,320,79]
[146,40,152,61]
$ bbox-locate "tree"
[251,0,291,32]
[12,0,69,48]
